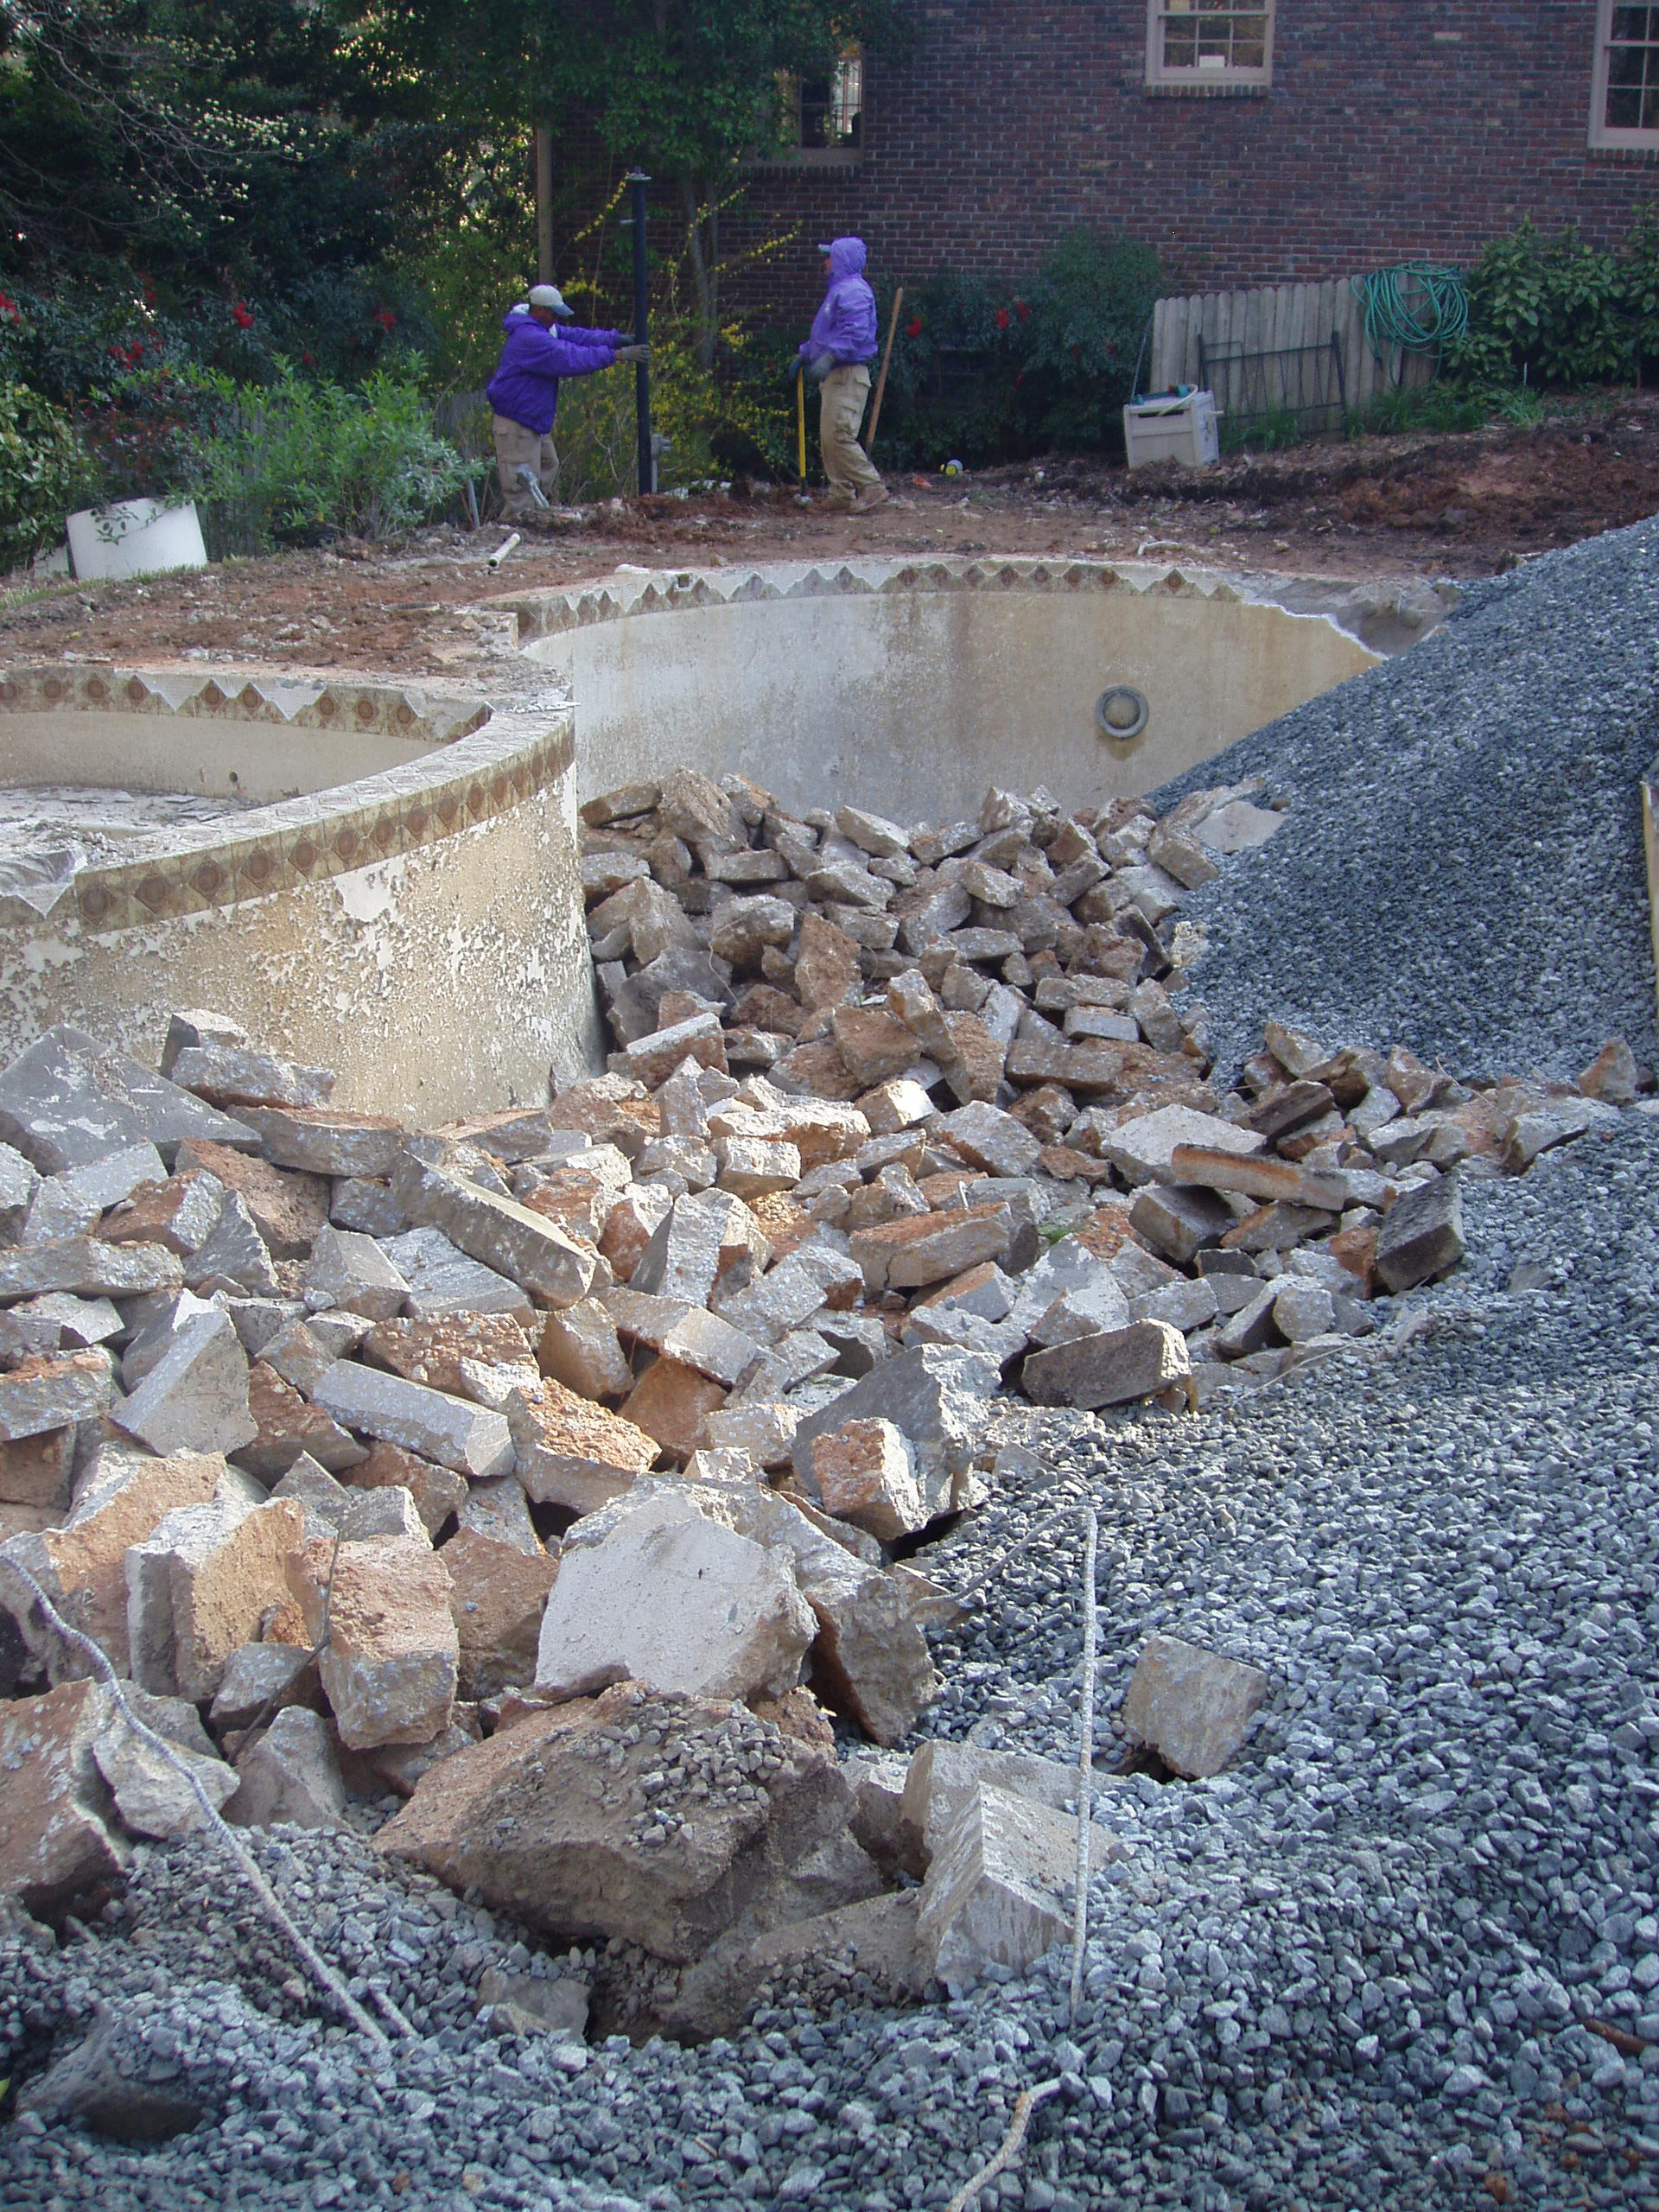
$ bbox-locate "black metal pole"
[628,169,652,496]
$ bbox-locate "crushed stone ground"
[1156,515,1659,1085]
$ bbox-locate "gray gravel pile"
[1153,518,1659,1083]
[5,1112,1656,2210]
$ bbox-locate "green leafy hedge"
[0,381,90,567]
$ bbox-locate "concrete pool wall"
[0,667,596,1120]
[0,559,1396,1115]
[507,556,1382,823]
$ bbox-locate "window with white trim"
[1146,0,1274,89]
[1591,0,1659,148]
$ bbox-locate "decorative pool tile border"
[0,667,571,932]
[0,664,490,746]
[499,555,1248,642]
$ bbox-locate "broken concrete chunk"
[939,1100,1041,1179]
[361,1311,533,1398]
[538,1297,633,1399]
[443,1529,561,1700]
[0,1426,75,1511]
[808,1419,929,1542]
[379,1224,533,1323]
[1166,1144,1349,1211]
[1375,1173,1465,1294]
[233,1104,408,1179]
[126,1491,304,1702]
[456,1473,542,1554]
[346,1439,467,1536]
[209,1641,315,1732]
[0,1349,113,1442]
[1120,1632,1268,1777]
[1579,1037,1639,1105]
[0,1680,130,1911]
[92,1704,238,1840]
[226,1707,346,1830]
[0,1024,257,1173]
[0,1449,224,1680]
[506,1378,658,1514]
[99,1168,224,1255]
[702,1399,799,1469]
[395,1166,595,1310]
[273,1453,427,1543]
[376,1681,851,1964]
[178,1136,329,1258]
[0,1237,183,1302]
[112,1309,257,1458]
[311,1362,515,1481]
[849,1204,1015,1296]
[1023,1319,1190,1409]
[168,1043,334,1111]
[1129,1181,1234,1266]
[183,1191,280,1297]
[300,1225,410,1321]
[791,1344,996,1508]
[915,1781,1077,1990]
[900,1740,1078,1869]
[1272,1280,1335,1343]
[1194,798,1284,854]
[536,1490,814,1703]
[289,1533,457,1751]
[1101,1105,1265,1188]
[0,1139,41,1235]
[237,1359,370,1480]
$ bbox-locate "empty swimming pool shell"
[1096,684,1150,744]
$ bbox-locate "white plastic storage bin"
[1122,391,1220,472]
[67,498,208,581]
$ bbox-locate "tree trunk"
[678,172,719,373]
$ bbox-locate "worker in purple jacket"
[486,283,649,520]
[798,237,887,512]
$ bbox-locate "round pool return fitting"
[1096,684,1150,745]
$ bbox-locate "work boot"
[823,487,856,511]
[854,483,889,513]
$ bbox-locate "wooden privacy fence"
[1148,277,1436,435]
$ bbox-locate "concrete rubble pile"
[0,766,1647,2029]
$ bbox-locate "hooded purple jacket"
[486,313,630,435]
[799,238,879,367]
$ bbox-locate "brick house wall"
[728,0,1659,327]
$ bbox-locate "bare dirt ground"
[3,394,1658,683]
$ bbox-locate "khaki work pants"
[493,413,558,518]
[818,364,883,502]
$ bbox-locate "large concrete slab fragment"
[0,1025,256,1173]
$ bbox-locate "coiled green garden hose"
[1351,263,1470,365]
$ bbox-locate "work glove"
[613,342,651,364]
[805,351,835,384]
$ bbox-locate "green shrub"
[0,380,91,568]
[1011,231,1163,453]
[1446,220,1630,392]
[799,232,1162,474]
[182,364,477,550]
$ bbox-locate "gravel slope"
[1154,518,1659,1085]
[5,1113,1657,2212]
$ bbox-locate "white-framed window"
[1145,0,1274,90]
[1591,0,1659,149]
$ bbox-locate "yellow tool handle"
[796,365,807,489]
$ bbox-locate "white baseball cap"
[528,283,575,320]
